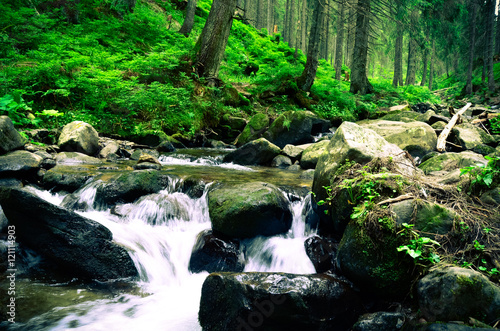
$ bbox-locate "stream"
[1,149,317,330]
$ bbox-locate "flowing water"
[1,149,317,330]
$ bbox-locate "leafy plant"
[397,223,441,266]
[460,155,500,189]
[490,116,500,134]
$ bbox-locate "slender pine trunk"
[179,0,198,36]
[349,0,373,94]
[334,0,345,80]
[465,0,477,95]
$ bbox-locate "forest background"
[0,0,499,142]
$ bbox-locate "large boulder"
[452,123,496,153]
[391,199,458,236]
[359,120,437,159]
[300,140,329,169]
[223,138,281,166]
[0,116,26,154]
[199,272,362,331]
[42,165,99,192]
[0,150,42,176]
[188,230,245,273]
[418,151,487,175]
[417,266,500,324]
[58,121,100,156]
[0,187,138,280]
[234,113,269,147]
[93,170,174,209]
[313,122,419,213]
[263,111,330,148]
[337,218,414,298]
[208,182,292,239]
[55,151,102,165]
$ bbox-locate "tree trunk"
[420,48,428,87]
[297,0,327,91]
[405,38,417,85]
[496,8,500,55]
[244,0,257,27]
[284,0,290,42]
[322,0,330,60]
[465,0,478,95]
[429,39,434,90]
[349,0,373,94]
[179,0,198,36]
[194,0,237,82]
[334,0,345,80]
[267,0,273,34]
[486,0,496,92]
[288,0,296,48]
[257,0,268,31]
[300,0,307,52]
[392,23,403,87]
[345,0,357,67]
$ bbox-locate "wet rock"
[0,116,26,154]
[94,170,174,208]
[263,110,330,148]
[133,162,161,170]
[271,155,292,169]
[359,120,437,159]
[55,152,102,165]
[131,130,170,148]
[300,140,329,169]
[199,272,362,331]
[208,181,292,239]
[188,229,244,273]
[223,138,281,166]
[156,140,176,153]
[0,187,138,280]
[42,165,97,192]
[352,312,405,331]
[282,144,308,160]
[58,121,100,156]
[304,236,338,273]
[98,140,119,159]
[0,150,42,176]
[34,150,56,170]
[416,323,493,331]
[418,151,487,175]
[130,149,159,161]
[234,113,269,147]
[417,266,500,324]
[181,177,206,199]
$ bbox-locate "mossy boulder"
[417,266,500,324]
[199,272,362,331]
[208,182,292,239]
[480,187,500,206]
[391,199,458,236]
[55,152,102,165]
[223,138,281,166]
[58,121,100,156]
[300,140,329,169]
[130,130,173,148]
[282,144,309,160]
[0,116,26,154]
[42,165,98,192]
[358,120,437,159]
[313,122,418,210]
[234,113,269,147]
[452,123,496,153]
[379,110,435,123]
[418,151,487,175]
[337,218,413,298]
[263,110,330,148]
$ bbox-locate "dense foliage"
[0,0,495,140]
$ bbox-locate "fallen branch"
[377,194,414,205]
[436,103,472,152]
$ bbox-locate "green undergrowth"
[0,0,445,140]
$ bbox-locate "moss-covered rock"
[452,123,496,152]
[358,120,437,159]
[417,266,500,324]
[58,121,100,156]
[300,140,329,169]
[379,110,435,123]
[208,181,292,239]
[0,116,26,154]
[418,151,487,175]
[391,199,458,236]
[234,113,269,147]
[337,218,413,298]
[263,110,330,148]
[0,150,42,176]
[223,138,281,166]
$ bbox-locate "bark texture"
[349,0,373,94]
[178,0,198,36]
[334,0,345,80]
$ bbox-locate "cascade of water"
[17,178,316,330]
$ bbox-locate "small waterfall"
[17,179,317,330]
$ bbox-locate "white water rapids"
[18,175,317,330]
